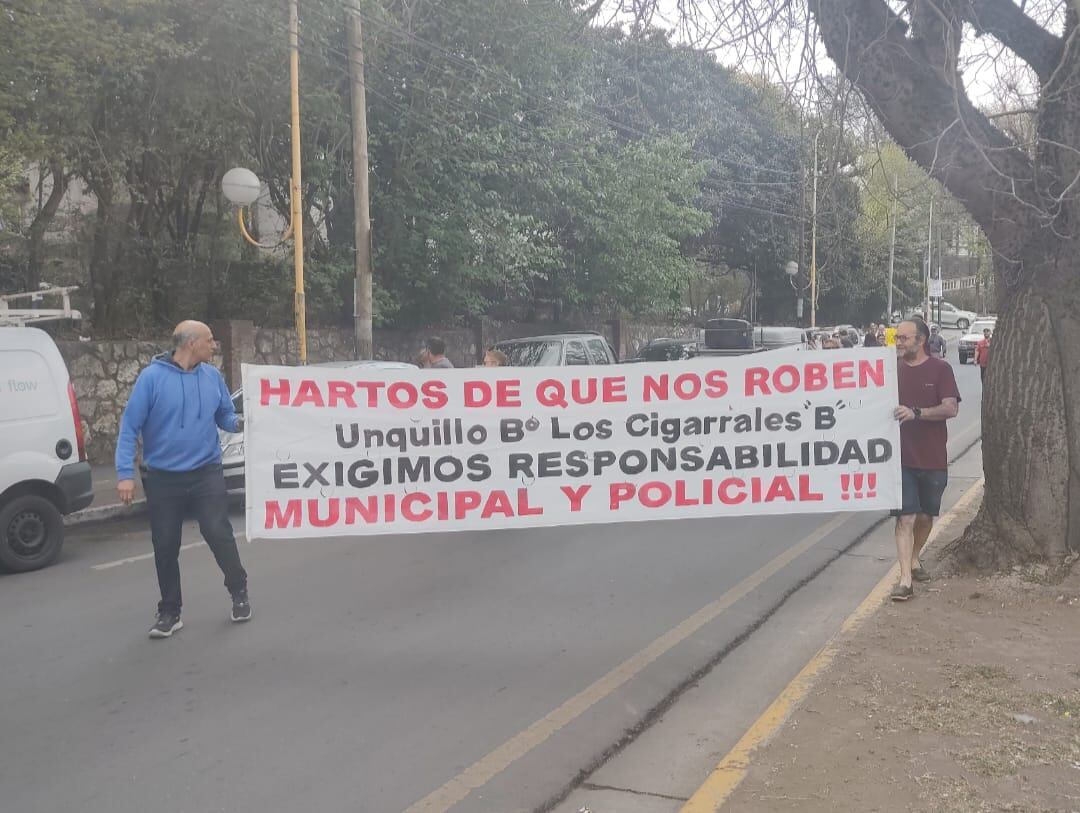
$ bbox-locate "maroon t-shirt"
[897,356,961,470]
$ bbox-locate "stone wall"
[372,326,479,368]
[252,326,480,370]
[58,337,169,465]
[253,327,357,366]
[56,318,698,465]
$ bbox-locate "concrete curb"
[65,500,147,526]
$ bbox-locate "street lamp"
[221,167,261,207]
[220,0,307,364]
[785,260,808,322]
[222,167,294,247]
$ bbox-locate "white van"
[0,327,93,571]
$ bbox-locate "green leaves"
[1,0,864,330]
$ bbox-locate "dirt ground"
[726,559,1080,812]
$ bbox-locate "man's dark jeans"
[142,464,247,615]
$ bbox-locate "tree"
[611,0,1076,567]
[803,0,1077,567]
[584,30,806,321]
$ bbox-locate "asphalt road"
[1,348,983,813]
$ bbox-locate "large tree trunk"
[965,272,1076,567]
[811,0,1078,568]
[26,160,67,290]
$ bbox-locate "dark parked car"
[492,332,616,366]
[625,337,702,363]
[696,319,806,357]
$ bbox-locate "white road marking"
[91,534,248,571]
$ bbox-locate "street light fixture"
[221,167,261,207]
[222,167,295,248]
[785,260,809,322]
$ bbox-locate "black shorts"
[892,467,948,517]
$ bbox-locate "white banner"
[242,348,902,540]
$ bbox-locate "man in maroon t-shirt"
[890,319,961,601]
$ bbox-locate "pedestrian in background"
[426,337,454,369]
[890,319,961,602]
[483,348,508,367]
[116,320,251,639]
[975,328,992,383]
[864,324,880,347]
[928,324,947,358]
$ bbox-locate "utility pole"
[348,10,373,358]
[886,174,898,321]
[936,207,944,325]
[924,197,933,323]
[798,127,807,327]
[288,0,307,364]
[810,129,820,329]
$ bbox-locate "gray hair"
[172,328,199,349]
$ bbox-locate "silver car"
[907,301,978,331]
[218,360,417,495]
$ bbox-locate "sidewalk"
[696,489,1080,812]
[65,464,145,526]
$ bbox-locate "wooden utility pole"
[289,0,308,363]
[924,197,934,322]
[348,10,373,358]
[886,174,898,321]
[810,129,820,328]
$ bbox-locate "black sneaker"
[149,612,183,639]
[890,584,914,602]
[231,591,252,622]
[911,566,931,582]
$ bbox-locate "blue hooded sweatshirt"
[115,353,240,480]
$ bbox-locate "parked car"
[218,360,416,495]
[697,319,806,357]
[831,324,862,345]
[907,301,977,331]
[756,325,809,350]
[625,337,701,363]
[0,327,93,571]
[957,318,997,364]
[492,332,617,366]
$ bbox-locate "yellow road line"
[402,512,855,813]
[680,477,985,813]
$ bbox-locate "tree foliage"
[0,0,967,336]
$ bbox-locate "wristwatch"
[912,407,922,419]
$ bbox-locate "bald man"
[116,321,251,638]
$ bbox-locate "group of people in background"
[414,336,455,369]
[809,324,886,350]
[414,336,508,368]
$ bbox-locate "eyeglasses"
[894,334,916,342]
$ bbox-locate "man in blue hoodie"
[116,320,251,638]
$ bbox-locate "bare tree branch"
[963,0,1063,81]
[811,0,1040,241]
